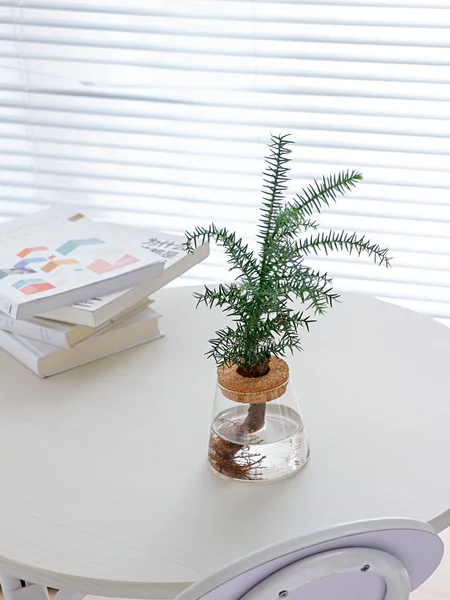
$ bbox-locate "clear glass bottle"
[208,372,309,482]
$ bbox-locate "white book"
[0,297,150,349]
[0,306,162,378]
[41,229,209,327]
[0,207,164,319]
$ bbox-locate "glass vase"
[208,359,310,482]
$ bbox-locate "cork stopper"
[217,357,289,404]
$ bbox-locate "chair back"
[176,518,443,600]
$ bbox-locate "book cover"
[0,207,164,319]
[42,229,209,327]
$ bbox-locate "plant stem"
[237,356,270,433]
[243,403,267,433]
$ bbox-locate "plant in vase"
[185,134,391,482]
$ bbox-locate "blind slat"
[3,48,450,85]
[2,72,450,104]
[3,88,450,121]
[2,31,450,65]
[2,161,450,209]
[305,259,450,290]
[6,4,450,28]
[3,108,450,150]
[3,153,450,197]
[3,85,450,123]
[2,2,450,24]
[4,123,450,164]
[334,277,450,304]
[3,0,450,10]
[4,21,450,49]
[3,139,450,174]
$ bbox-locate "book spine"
[0,295,18,318]
[0,330,41,376]
[0,314,69,349]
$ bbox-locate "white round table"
[0,286,450,599]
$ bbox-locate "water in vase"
[209,403,310,482]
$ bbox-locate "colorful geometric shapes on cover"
[12,279,56,295]
[14,257,47,269]
[17,246,48,259]
[41,258,79,273]
[87,254,139,274]
[56,238,104,256]
[0,268,36,280]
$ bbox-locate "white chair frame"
[241,547,411,600]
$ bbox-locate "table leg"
[0,575,85,600]
[0,574,49,600]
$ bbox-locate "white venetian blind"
[1,1,450,324]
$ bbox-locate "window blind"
[1,1,450,324]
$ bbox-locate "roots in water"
[209,432,266,481]
[210,401,267,481]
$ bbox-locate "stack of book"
[0,206,208,377]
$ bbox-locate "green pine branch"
[293,170,363,217]
[185,224,259,282]
[185,134,391,371]
[258,133,293,266]
[296,230,391,266]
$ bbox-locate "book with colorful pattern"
[42,229,209,327]
[0,207,164,319]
